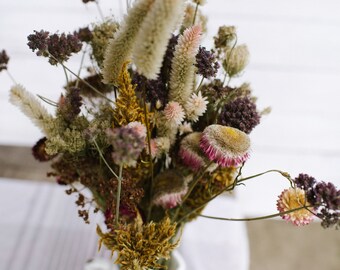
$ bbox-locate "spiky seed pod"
[133,0,186,79]
[200,125,250,167]
[277,188,314,226]
[218,96,261,134]
[169,25,202,105]
[223,44,249,77]
[9,84,54,136]
[102,0,155,85]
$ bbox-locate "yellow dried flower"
[113,62,146,126]
[97,217,178,270]
[209,166,238,188]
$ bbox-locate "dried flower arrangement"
[3,0,340,269]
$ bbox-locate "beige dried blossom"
[133,0,185,79]
[223,44,249,77]
[214,25,237,50]
[9,84,54,136]
[169,25,202,106]
[184,91,208,122]
[90,19,119,67]
[102,0,155,85]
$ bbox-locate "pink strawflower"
[163,101,185,125]
[277,187,314,226]
[200,125,250,167]
[179,132,208,171]
[152,170,188,209]
[153,189,188,209]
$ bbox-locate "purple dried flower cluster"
[0,50,9,72]
[218,96,261,134]
[27,30,82,65]
[106,126,145,167]
[294,173,340,228]
[58,87,83,123]
[133,73,168,110]
[195,46,220,79]
[75,27,93,43]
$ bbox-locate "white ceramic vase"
[84,250,186,270]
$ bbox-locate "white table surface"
[0,177,249,270]
[1,0,340,216]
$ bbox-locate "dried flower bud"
[223,44,249,77]
[57,87,82,123]
[0,50,10,72]
[214,25,236,49]
[32,137,56,161]
[153,169,188,209]
[195,46,219,78]
[75,27,93,43]
[179,132,208,171]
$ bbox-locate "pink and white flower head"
[152,170,188,209]
[184,91,208,122]
[126,121,147,139]
[179,132,208,171]
[200,125,250,167]
[163,101,185,126]
[277,187,314,226]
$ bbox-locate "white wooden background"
[1,0,340,216]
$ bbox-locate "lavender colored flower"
[0,50,10,72]
[218,97,261,134]
[27,30,82,65]
[75,27,93,43]
[195,46,219,79]
[106,126,146,167]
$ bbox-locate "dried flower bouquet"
[3,0,339,269]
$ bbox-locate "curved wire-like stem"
[92,138,119,179]
[199,205,313,222]
[47,52,114,103]
[177,168,294,224]
[115,165,124,226]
